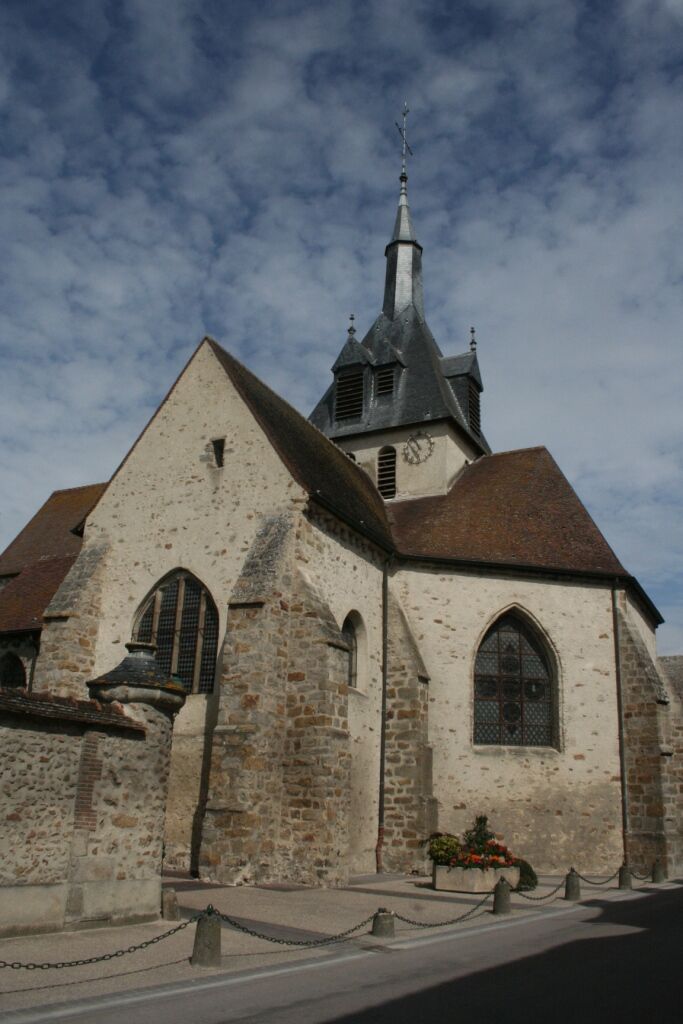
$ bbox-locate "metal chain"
[629,868,651,881]
[0,915,199,971]
[214,908,377,947]
[574,867,621,886]
[514,878,566,901]
[393,888,494,928]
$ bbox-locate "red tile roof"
[0,483,106,574]
[0,484,106,634]
[389,447,627,576]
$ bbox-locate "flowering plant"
[428,816,519,871]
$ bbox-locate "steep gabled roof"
[0,483,107,636]
[389,447,627,577]
[206,339,394,551]
[0,483,106,575]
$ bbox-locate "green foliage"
[514,858,538,891]
[427,833,461,865]
[462,815,496,854]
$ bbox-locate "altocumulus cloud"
[0,0,681,650]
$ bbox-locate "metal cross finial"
[395,101,413,178]
[348,313,356,336]
[470,326,477,352]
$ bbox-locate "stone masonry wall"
[619,606,683,875]
[199,513,353,885]
[382,590,436,873]
[32,543,108,698]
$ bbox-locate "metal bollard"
[618,864,632,890]
[493,877,511,915]
[161,887,180,920]
[371,908,395,938]
[652,860,667,884]
[191,907,221,967]
[564,867,581,902]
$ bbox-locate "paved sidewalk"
[0,872,672,1016]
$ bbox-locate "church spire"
[383,103,424,321]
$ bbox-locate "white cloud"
[0,0,680,650]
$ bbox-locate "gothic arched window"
[473,614,556,747]
[0,652,26,689]
[133,571,219,694]
[341,615,358,688]
[377,446,397,499]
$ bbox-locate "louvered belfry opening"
[468,379,481,436]
[335,368,364,420]
[375,366,395,397]
[377,446,397,499]
[473,615,556,747]
[134,571,219,694]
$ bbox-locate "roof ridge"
[50,482,108,497]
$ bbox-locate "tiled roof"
[0,483,106,574]
[0,483,106,635]
[207,339,394,551]
[389,447,627,576]
[0,556,77,633]
[0,688,145,731]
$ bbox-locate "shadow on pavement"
[326,885,683,1024]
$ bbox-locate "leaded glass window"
[473,615,556,747]
[134,571,218,694]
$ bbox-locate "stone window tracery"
[473,614,556,748]
[133,571,219,694]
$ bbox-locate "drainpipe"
[375,557,390,874]
[611,584,630,861]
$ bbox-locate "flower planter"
[432,863,520,893]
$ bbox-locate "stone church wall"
[397,567,624,873]
[618,598,683,875]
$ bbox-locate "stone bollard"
[493,877,511,915]
[618,864,632,891]
[191,907,221,967]
[371,908,395,938]
[652,860,667,884]
[161,887,180,921]
[564,868,581,902]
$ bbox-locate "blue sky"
[0,0,681,651]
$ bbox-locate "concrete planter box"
[432,863,520,893]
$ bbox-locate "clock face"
[403,431,435,465]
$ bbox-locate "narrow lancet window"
[341,615,358,688]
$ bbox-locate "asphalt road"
[6,885,683,1024]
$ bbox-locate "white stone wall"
[296,511,385,874]
[397,566,624,872]
[338,421,478,499]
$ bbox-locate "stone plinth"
[432,863,520,893]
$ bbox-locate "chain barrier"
[0,915,199,971]
[212,906,377,947]
[393,888,494,928]
[514,878,566,902]
[629,868,651,881]
[574,867,621,887]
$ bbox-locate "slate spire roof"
[309,170,489,451]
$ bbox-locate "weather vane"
[395,101,413,178]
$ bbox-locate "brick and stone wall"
[619,604,683,875]
[382,591,436,872]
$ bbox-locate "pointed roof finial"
[470,326,477,352]
[395,101,413,196]
[348,313,356,337]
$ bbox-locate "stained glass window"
[473,615,555,747]
[134,571,218,694]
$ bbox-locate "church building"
[1,146,682,911]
